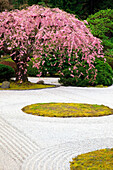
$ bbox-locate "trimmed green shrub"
[94,59,113,86]
[106,56,113,69]
[59,59,113,87]
[0,61,17,72]
[87,9,113,53]
[0,64,15,82]
[104,49,113,69]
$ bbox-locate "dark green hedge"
[0,64,15,82]
[59,59,113,87]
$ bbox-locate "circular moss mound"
[22,103,113,117]
[70,148,113,169]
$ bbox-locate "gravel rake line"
[21,148,52,170]
[0,127,32,158]
[0,117,40,151]
[21,144,80,170]
[41,146,75,170]
[0,117,41,166]
[21,138,113,170]
[0,136,24,163]
[49,148,76,170]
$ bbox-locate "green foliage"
[87,9,113,70]
[59,59,113,87]
[0,50,4,56]
[0,64,15,82]
[7,0,113,19]
[104,49,113,69]
[59,66,95,87]
[27,57,59,77]
[106,55,113,69]
[37,0,89,19]
[27,0,37,6]
[95,0,113,11]
[27,60,39,77]
[94,59,113,86]
[0,55,11,62]
[0,61,17,72]
[87,9,113,52]
[38,49,82,77]
[36,0,113,19]
[39,50,68,76]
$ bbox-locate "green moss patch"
[0,81,55,90]
[22,103,113,117]
[70,148,113,170]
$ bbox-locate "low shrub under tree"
[59,58,113,86]
[0,64,15,82]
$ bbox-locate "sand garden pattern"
[0,77,113,170]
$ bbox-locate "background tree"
[0,0,10,12]
[36,0,113,19]
[2,0,113,18]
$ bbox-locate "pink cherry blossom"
[0,5,104,82]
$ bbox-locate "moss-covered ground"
[0,81,55,90]
[70,148,113,170]
[22,103,113,117]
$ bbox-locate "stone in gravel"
[37,80,44,84]
[1,81,10,88]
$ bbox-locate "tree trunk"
[11,54,28,82]
[16,63,28,82]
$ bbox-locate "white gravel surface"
[0,77,113,170]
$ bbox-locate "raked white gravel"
[0,77,113,170]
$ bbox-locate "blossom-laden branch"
[0,5,104,82]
